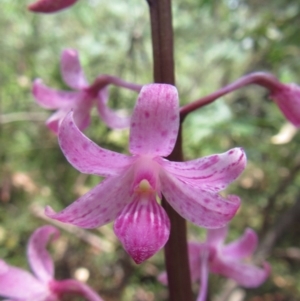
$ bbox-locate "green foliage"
[1,0,300,300]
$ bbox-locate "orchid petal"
[129,84,179,157]
[71,92,94,131]
[222,228,258,259]
[46,93,93,134]
[50,279,104,301]
[162,148,246,192]
[97,88,131,129]
[61,49,88,90]
[160,171,240,228]
[27,226,59,282]
[0,260,48,299]
[72,110,91,132]
[114,194,170,264]
[28,0,78,13]
[205,227,228,246]
[32,79,78,109]
[271,83,300,128]
[46,171,133,228]
[46,109,69,134]
[211,259,271,288]
[58,112,134,177]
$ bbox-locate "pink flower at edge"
[0,226,103,301]
[159,226,270,301]
[269,82,300,128]
[28,0,78,13]
[32,48,134,134]
[45,83,246,264]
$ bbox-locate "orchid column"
[148,0,193,300]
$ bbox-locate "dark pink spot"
[229,150,234,155]
[144,111,150,118]
[100,208,108,214]
[161,130,168,137]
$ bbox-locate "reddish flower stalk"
[148,0,193,300]
[86,75,142,96]
[180,72,282,119]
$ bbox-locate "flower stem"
[148,1,193,300]
[180,72,282,119]
[85,75,143,97]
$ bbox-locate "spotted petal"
[160,170,240,228]
[0,260,49,299]
[162,148,246,192]
[32,79,78,109]
[97,88,131,129]
[129,84,179,157]
[28,0,78,13]
[58,112,134,177]
[46,170,133,228]
[222,228,258,259]
[61,49,88,90]
[114,194,170,264]
[27,226,59,283]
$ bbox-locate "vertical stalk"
[148,1,193,300]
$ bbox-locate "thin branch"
[180,72,282,119]
[0,112,48,124]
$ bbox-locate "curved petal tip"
[44,206,57,218]
[271,83,300,128]
[28,0,78,13]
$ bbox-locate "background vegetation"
[1,0,300,300]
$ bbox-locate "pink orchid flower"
[270,82,300,128]
[159,226,270,301]
[33,48,141,134]
[28,0,78,13]
[0,225,103,301]
[45,84,246,264]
